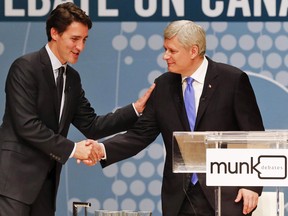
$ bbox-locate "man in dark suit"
[98,20,264,216]
[0,3,154,216]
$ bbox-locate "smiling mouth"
[72,51,79,56]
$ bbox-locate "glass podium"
[173,131,288,216]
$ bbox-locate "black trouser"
[178,182,214,216]
[0,170,56,216]
[178,183,255,216]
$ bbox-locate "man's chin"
[68,58,79,64]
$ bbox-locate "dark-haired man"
[0,2,153,216]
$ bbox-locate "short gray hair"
[164,20,206,56]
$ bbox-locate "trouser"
[0,169,56,216]
[179,183,254,216]
[178,182,215,216]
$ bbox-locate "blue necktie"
[184,77,198,185]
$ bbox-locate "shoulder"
[12,47,47,68]
[207,56,246,78]
[155,72,181,84]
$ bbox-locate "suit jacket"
[101,57,265,216]
[0,47,138,206]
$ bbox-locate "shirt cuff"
[132,103,142,117]
[69,143,76,158]
[99,143,107,160]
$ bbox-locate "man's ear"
[50,27,58,41]
[190,45,199,59]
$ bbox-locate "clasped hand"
[72,84,155,166]
[73,139,104,166]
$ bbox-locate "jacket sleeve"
[72,87,139,140]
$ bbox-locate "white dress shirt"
[45,44,67,121]
[182,56,208,114]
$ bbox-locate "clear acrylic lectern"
[173,131,288,216]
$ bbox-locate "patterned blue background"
[1,20,288,215]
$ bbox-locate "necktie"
[56,66,64,110]
[184,77,196,131]
[184,77,198,185]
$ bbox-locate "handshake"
[73,139,105,166]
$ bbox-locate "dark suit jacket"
[0,47,138,206]
[101,57,264,216]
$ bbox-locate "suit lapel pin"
[209,84,212,88]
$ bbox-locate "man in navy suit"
[97,20,264,216]
[0,2,154,216]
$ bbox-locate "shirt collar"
[45,44,67,72]
[182,56,208,84]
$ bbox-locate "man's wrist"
[99,142,107,160]
[69,143,76,158]
[132,103,142,117]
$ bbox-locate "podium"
[172,131,288,216]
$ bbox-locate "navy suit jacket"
[0,47,138,206]
[102,57,264,216]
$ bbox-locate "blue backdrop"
[1,2,288,216]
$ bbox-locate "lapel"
[170,74,191,131]
[195,58,219,129]
[39,47,60,123]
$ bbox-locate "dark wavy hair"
[46,2,92,41]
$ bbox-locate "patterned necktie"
[56,66,64,110]
[184,77,198,185]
